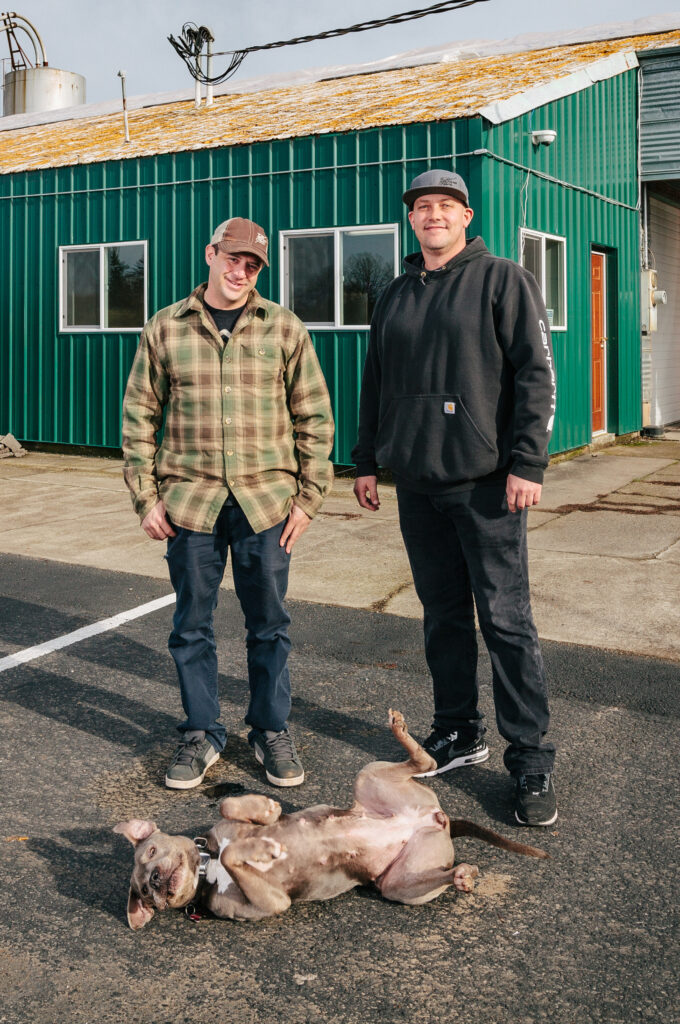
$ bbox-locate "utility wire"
[169,0,491,86]
[223,0,491,55]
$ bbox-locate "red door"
[591,252,606,434]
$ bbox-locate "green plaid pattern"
[122,284,334,534]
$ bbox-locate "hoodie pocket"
[375,394,498,484]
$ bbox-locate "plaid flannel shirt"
[122,284,334,534]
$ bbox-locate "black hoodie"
[352,237,556,492]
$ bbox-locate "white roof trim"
[480,50,640,125]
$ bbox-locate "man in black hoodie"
[352,169,558,827]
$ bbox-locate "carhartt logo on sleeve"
[443,401,456,414]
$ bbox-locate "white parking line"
[0,593,176,674]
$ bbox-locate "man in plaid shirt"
[123,217,334,790]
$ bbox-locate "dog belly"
[349,807,443,844]
[344,807,448,877]
[291,870,361,902]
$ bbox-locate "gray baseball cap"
[403,169,469,209]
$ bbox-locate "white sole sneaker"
[253,746,305,787]
[165,749,220,790]
[414,743,490,778]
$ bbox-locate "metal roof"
[1,28,680,176]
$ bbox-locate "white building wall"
[648,195,680,427]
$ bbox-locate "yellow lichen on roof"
[1,29,679,175]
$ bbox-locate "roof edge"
[479,50,640,125]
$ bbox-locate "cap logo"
[440,177,458,186]
[255,233,268,248]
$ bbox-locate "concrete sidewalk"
[1,433,680,660]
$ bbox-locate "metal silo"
[1,12,86,116]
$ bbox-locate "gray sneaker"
[165,731,220,790]
[249,728,304,787]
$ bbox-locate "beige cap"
[210,217,269,266]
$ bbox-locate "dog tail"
[449,819,550,860]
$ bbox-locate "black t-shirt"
[203,299,246,339]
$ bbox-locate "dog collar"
[185,838,213,922]
[194,836,213,877]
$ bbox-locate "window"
[59,241,148,331]
[281,225,399,327]
[520,229,566,330]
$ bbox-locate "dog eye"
[141,884,149,896]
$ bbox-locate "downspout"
[638,68,664,438]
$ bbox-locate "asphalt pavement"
[0,436,679,1024]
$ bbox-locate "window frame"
[280,224,400,329]
[58,240,149,333]
[519,228,567,332]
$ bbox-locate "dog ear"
[113,819,159,846]
[126,888,155,931]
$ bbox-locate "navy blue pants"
[396,484,555,776]
[165,499,292,753]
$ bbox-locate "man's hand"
[141,501,177,540]
[506,474,542,513]
[353,475,381,511]
[280,504,311,554]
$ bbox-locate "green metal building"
[1,26,679,463]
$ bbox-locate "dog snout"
[150,869,163,890]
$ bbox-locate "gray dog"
[114,710,547,929]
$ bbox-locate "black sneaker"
[514,772,558,826]
[165,731,220,790]
[250,728,305,787]
[414,728,489,777]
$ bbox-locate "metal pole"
[642,183,649,270]
[206,32,214,107]
[117,69,130,143]
[194,51,202,108]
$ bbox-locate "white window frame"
[519,228,567,331]
[59,240,148,332]
[280,224,400,329]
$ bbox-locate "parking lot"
[1,541,679,1022]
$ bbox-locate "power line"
[169,0,492,87]
[227,0,491,55]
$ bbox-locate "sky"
[3,0,680,105]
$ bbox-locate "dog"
[114,710,548,929]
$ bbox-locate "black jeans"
[397,483,555,776]
[165,500,292,753]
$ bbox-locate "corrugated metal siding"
[0,72,643,462]
[478,68,641,451]
[640,49,680,181]
[0,120,465,462]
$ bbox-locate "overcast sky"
[3,1,680,105]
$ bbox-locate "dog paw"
[389,709,407,734]
[237,836,288,872]
[260,837,285,860]
[261,799,282,825]
[219,795,282,825]
[453,863,479,893]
